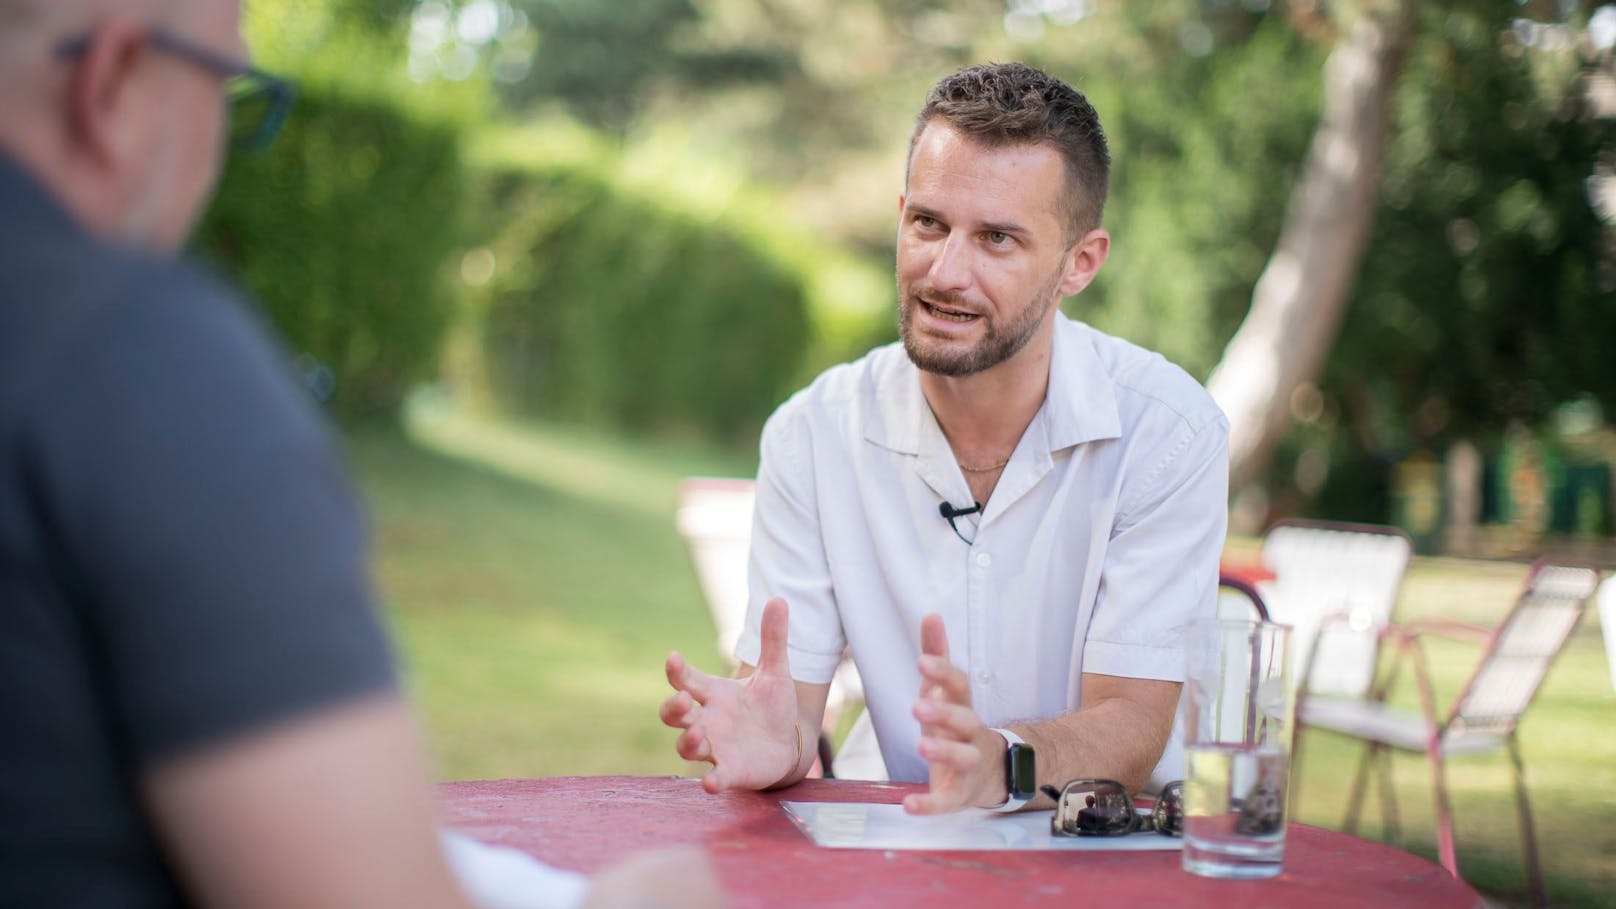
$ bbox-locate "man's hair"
[908,62,1110,241]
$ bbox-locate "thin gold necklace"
[958,456,1010,473]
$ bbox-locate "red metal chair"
[1295,560,1600,908]
[1216,573,1271,620]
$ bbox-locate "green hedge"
[196,83,465,422]
[475,160,813,441]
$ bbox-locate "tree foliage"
[1300,3,1616,519]
[195,0,473,421]
[474,148,814,441]
[500,0,796,130]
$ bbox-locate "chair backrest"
[674,478,757,663]
[1448,561,1600,736]
[1260,520,1413,699]
[1217,575,1271,621]
[1598,576,1616,692]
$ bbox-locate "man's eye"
[915,215,938,228]
[987,231,1010,245]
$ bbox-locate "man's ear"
[64,17,151,170]
[1057,228,1110,298]
[897,193,905,213]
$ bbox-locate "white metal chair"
[675,478,757,662]
[1266,521,1412,827]
[1296,560,1600,908]
[1597,575,1616,692]
[1259,520,1414,703]
[674,478,874,777]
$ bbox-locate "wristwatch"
[989,727,1036,813]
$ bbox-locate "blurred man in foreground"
[662,63,1227,813]
[0,1,722,907]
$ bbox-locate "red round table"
[438,776,1483,908]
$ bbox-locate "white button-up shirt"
[734,313,1228,787]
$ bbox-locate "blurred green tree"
[472,145,814,441]
[378,0,1616,518]
[499,0,795,130]
[1304,3,1616,520]
[196,0,479,421]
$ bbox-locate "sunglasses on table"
[1040,779,1184,838]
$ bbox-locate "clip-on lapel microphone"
[939,500,983,544]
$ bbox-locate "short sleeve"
[732,405,845,684]
[1082,415,1228,682]
[22,272,397,762]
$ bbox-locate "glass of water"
[1180,618,1294,879]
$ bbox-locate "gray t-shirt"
[0,155,398,907]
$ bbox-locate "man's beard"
[898,268,1063,377]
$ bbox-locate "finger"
[917,735,982,773]
[658,691,698,728]
[675,727,713,763]
[665,651,716,704]
[913,698,982,740]
[920,613,950,660]
[755,597,793,678]
[902,789,968,816]
[702,762,741,794]
[917,654,972,704]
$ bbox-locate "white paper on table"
[439,830,591,909]
[781,802,1183,852]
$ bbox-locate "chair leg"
[1506,733,1547,909]
[1288,724,1307,822]
[1428,742,1459,878]
[817,732,837,780]
[1376,746,1403,847]
[1342,741,1380,836]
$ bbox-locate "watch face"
[1007,742,1037,801]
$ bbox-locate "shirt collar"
[862,311,1123,456]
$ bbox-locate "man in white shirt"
[660,62,1227,814]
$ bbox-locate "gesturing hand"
[902,613,1004,815]
[660,597,805,793]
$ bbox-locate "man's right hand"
[659,598,805,793]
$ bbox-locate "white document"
[782,802,1183,852]
[440,830,591,909]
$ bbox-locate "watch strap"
[988,727,1034,813]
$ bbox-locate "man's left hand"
[901,614,1009,815]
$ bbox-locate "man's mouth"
[919,298,979,323]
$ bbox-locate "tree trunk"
[1206,1,1418,494]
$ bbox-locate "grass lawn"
[354,403,1615,908]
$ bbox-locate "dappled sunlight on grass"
[346,415,740,783]
[403,395,756,522]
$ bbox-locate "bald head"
[0,0,203,75]
[0,0,44,63]
[0,0,241,252]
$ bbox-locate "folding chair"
[1217,573,1271,621]
[1295,560,1600,908]
[674,478,756,662]
[1598,575,1616,692]
[674,478,868,777]
[1260,520,1414,701]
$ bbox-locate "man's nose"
[927,231,973,292]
